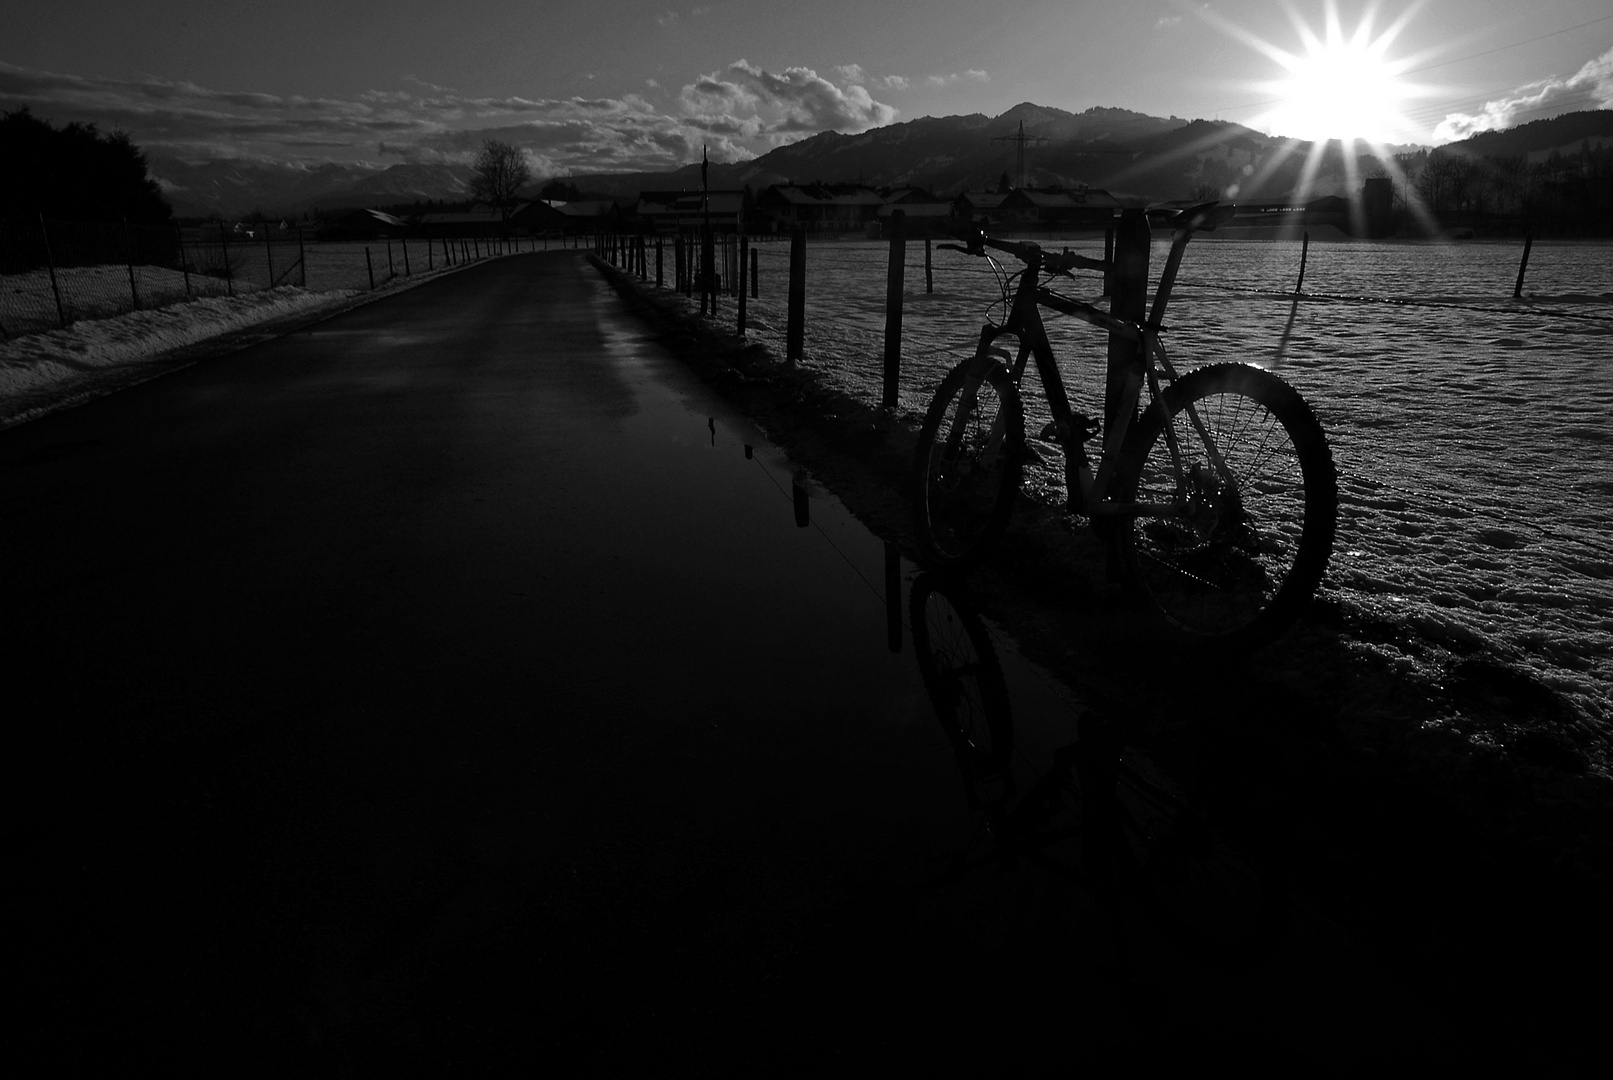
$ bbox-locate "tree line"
[1394,140,1611,234]
[1,108,173,224]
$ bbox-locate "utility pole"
[992,119,1049,190]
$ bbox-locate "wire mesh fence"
[0,216,513,340]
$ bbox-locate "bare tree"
[471,140,531,232]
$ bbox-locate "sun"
[1265,31,1410,143]
[1200,0,1427,146]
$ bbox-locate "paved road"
[6,254,1449,1073]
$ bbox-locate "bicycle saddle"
[1152,201,1237,232]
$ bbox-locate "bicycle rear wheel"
[1113,363,1336,653]
[913,359,1023,572]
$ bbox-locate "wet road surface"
[7,254,1453,1073]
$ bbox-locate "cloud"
[835,65,910,92]
[925,70,991,88]
[1434,47,1613,142]
[656,6,709,27]
[686,60,898,136]
[0,57,898,176]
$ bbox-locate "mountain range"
[151,104,1613,219]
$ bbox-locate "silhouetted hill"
[146,106,1613,218]
[151,157,476,219]
[1445,110,1613,159]
[571,104,1382,205]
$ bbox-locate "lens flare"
[1262,23,1410,143]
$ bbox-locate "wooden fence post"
[1105,208,1151,445]
[402,238,411,276]
[702,225,717,316]
[1514,232,1533,298]
[386,240,394,281]
[1296,230,1310,294]
[1103,225,1115,295]
[219,222,234,297]
[175,223,193,297]
[365,247,375,289]
[882,209,907,410]
[124,218,140,310]
[787,226,806,365]
[737,234,748,335]
[39,214,67,328]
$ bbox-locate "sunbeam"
[1183,0,1452,231]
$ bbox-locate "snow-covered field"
[0,246,504,428]
[719,235,1613,752]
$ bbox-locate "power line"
[1398,13,1613,77]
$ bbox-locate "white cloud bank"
[1434,47,1613,142]
[0,58,902,175]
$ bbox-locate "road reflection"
[908,573,1290,977]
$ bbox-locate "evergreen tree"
[0,108,172,223]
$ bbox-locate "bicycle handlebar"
[943,229,1109,276]
[942,200,1237,276]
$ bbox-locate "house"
[508,200,574,235]
[875,187,956,237]
[634,190,745,234]
[954,188,1120,230]
[417,204,510,237]
[952,191,1011,226]
[753,184,885,234]
[316,208,408,241]
[541,199,622,235]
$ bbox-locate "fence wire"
[0,217,509,341]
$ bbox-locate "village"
[236,175,1400,246]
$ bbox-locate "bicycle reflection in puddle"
[908,572,1290,982]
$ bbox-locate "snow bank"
[0,286,355,428]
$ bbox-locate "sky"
[3,0,1611,177]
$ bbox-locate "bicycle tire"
[1112,363,1336,653]
[913,359,1023,572]
[909,575,1014,778]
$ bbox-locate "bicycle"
[908,573,1288,971]
[913,201,1337,653]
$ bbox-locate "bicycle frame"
[969,220,1228,521]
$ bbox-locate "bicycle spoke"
[1117,364,1336,650]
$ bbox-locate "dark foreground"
[5,253,1605,1075]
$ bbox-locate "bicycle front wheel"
[913,359,1023,572]
[909,575,1014,777]
[1113,363,1336,653]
